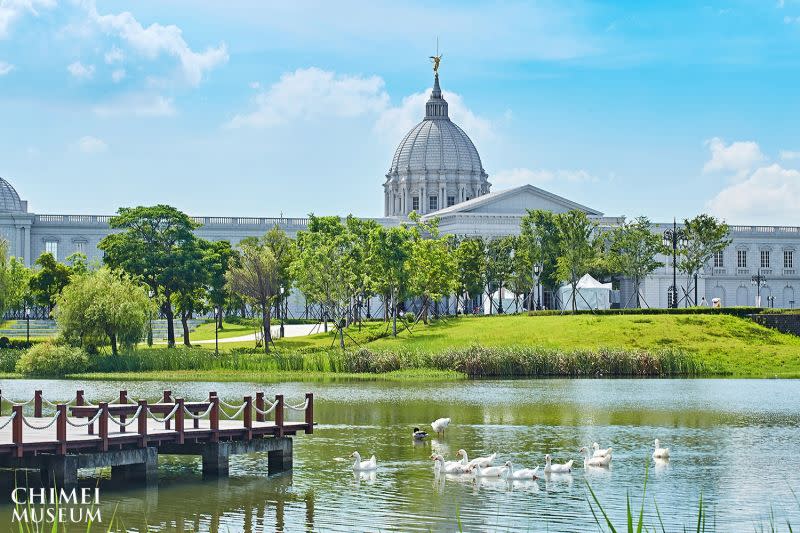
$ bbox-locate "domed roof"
[0,177,24,213]
[387,74,486,177]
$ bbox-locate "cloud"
[785,15,800,24]
[0,0,55,39]
[0,60,13,75]
[492,167,598,189]
[227,67,389,128]
[104,46,124,64]
[88,4,228,87]
[781,150,800,161]
[703,137,765,178]
[111,68,125,83]
[92,93,176,118]
[707,163,800,223]
[74,135,108,154]
[67,61,95,80]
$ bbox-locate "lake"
[1,378,799,532]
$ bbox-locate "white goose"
[502,461,540,480]
[431,418,451,436]
[350,451,377,471]
[457,449,496,469]
[544,454,574,474]
[470,463,509,478]
[431,454,467,474]
[592,442,612,458]
[581,447,612,467]
[652,439,670,459]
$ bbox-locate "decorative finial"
[429,37,442,73]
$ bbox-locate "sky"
[0,0,799,224]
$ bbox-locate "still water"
[1,378,799,532]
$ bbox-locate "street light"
[751,269,767,307]
[279,286,285,339]
[532,263,542,311]
[663,219,688,309]
[214,305,220,355]
[24,305,30,344]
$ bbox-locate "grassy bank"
[67,368,464,382]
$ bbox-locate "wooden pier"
[0,389,314,486]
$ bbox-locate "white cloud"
[92,93,176,118]
[249,81,260,89]
[492,167,598,189]
[703,137,765,178]
[67,61,95,80]
[104,46,124,64]
[111,68,125,83]
[781,150,800,161]
[707,163,800,223]
[74,135,108,154]
[227,67,389,128]
[89,5,228,87]
[785,15,800,24]
[0,60,13,75]
[0,0,55,39]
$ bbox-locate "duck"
[456,449,496,469]
[431,417,451,436]
[592,442,612,458]
[502,461,539,480]
[581,446,612,467]
[652,439,670,459]
[544,454,574,474]
[469,463,509,478]
[412,427,429,440]
[350,451,377,471]
[430,454,467,474]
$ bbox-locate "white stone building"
[1,71,798,311]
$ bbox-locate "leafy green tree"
[0,240,32,316]
[262,226,297,324]
[484,237,514,314]
[204,240,236,329]
[508,236,534,312]
[553,210,600,312]
[171,238,208,346]
[454,238,485,315]
[406,214,457,324]
[520,209,561,306]
[679,214,731,306]
[55,268,153,355]
[367,224,413,336]
[98,205,200,348]
[608,216,663,308]
[29,252,71,313]
[225,240,280,353]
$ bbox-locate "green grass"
[67,368,464,382]
[185,320,259,341]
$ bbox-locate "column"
[201,442,230,478]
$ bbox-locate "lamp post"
[662,220,688,309]
[751,269,767,307]
[24,306,30,344]
[532,263,542,311]
[147,290,154,347]
[279,286,285,339]
[214,306,220,355]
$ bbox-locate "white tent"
[558,274,612,311]
[483,287,525,314]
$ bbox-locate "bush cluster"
[15,342,90,376]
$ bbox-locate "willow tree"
[225,241,280,353]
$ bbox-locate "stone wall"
[751,314,800,336]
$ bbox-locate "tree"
[367,224,413,336]
[98,205,200,348]
[484,236,514,314]
[29,252,71,313]
[553,210,600,312]
[0,240,31,316]
[406,214,457,324]
[520,209,561,307]
[203,240,235,329]
[608,217,663,308]
[678,214,731,306]
[55,268,152,355]
[261,226,297,325]
[508,236,534,312]
[226,241,280,353]
[454,238,485,315]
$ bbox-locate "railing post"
[255,392,265,423]
[275,394,284,437]
[305,393,314,434]
[76,390,84,406]
[56,404,67,455]
[243,396,252,440]
[175,398,185,444]
[12,405,23,458]
[99,402,109,452]
[34,390,42,418]
[118,390,128,432]
[208,391,217,402]
[1,388,3,416]
[210,396,219,442]
[163,391,172,430]
[137,400,148,448]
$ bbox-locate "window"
[447,196,455,207]
[785,250,794,269]
[737,250,747,268]
[713,251,724,268]
[761,250,770,269]
[412,196,419,211]
[74,241,86,254]
[45,241,58,260]
[429,196,438,211]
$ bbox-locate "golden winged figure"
[429,54,442,73]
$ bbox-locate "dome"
[0,177,24,213]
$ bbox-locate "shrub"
[0,349,20,372]
[15,343,89,376]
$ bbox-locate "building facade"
[1,71,798,310]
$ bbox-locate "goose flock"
[348,419,671,478]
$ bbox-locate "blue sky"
[1,0,799,224]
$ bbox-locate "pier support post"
[201,442,230,478]
[42,456,79,487]
[110,447,158,485]
[268,437,293,475]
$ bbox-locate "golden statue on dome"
[429,38,442,73]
